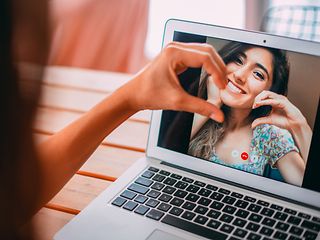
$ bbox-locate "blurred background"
[48,0,320,73]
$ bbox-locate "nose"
[233,66,248,84]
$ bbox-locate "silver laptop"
[55,19,320,240]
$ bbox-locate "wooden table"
[31,66,151,240]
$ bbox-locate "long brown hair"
[188,42,289,160]
[0,0,48,238]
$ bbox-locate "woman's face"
[220,47,273,109]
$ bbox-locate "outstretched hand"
[126,42,227,122]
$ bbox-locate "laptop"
[55,19,320,240]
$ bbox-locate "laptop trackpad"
[146,229,186,240]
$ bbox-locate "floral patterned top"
[209,124,299,176]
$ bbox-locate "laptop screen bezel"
[147,19,320,208]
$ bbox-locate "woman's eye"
[254,71,265,80]
[234,56,243,65]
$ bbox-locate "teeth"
[227,81,243,94]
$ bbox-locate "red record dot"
[241,152,248,160]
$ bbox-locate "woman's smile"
[226,79,246,94]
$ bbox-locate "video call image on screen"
[158,33,320,190]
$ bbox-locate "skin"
[35,42,228,212]
[191,47,312,186]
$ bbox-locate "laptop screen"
[158,31,320,194]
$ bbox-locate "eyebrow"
[239,52,270,80]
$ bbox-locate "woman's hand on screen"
[207,75,223,108]
[251,90,308,131]
[126,42,227,122]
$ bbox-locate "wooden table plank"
[35,107,149,151]
[49,174,111,211]
[32,208,75,240]
[34,133,144,178]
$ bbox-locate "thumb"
[251,116,274,129]
[178,94,224,123]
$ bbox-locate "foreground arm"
[35,42,227,210]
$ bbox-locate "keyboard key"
[148,167,159,172]
[134,205,150,215]
[235,199,249,209]
[182,177,194,183]
[151,182,164,191]
[289,226,303,236]
[298,212,311,220]
[194,215,209,225]
[312,216,320,223]
[169,206,183,216]
[175,181,188,189]
[261,207,274,217]
[147,190,161,198]
[123,201,138,211]
[270,204,283,211]
[231,192,243,199]
[244,196,256,202]
[218,188,230,195]
[274,231,288,240]
[128,183,148,195]
[220,213,234,223]
[222,196,236,205]
[159,170,170,176]
[195,206,208,215]
[158,193,172,202]
[194,181,206,187]
[222,205,236,214]
[163,186,176,194]
[246,222,260,231]
[162,215,227,240]
[235,209,249,218]
[120,190,136,200]
[157,202,171,212]
[274,211,288,221]
[170,197,184,207]
[220,223,234,233]
[135,177,153,187]
[248,203,262,213]
[186,185,200,193]
[210,192,224,201]
[288,236,302,240]
[186,193,200,202]
[257,200,270,207]
[146,209,164,221]
[233,218,247,227]
[152,174,165,182]
[249,213,263,223]
[198,197,212,206]
[288,216,302,225]
[259,226,274,236]
[207,209,221,219]
[163,177,177,186]
[303,230,318,240]
[146,199,160,208]
[142,170,155,179]
[111,197,126,207]
[134,195,148,204]
[261,217,276,227]
[284,208,297,215]
[275,222,289,231]
[199,188,212,197]
[234,228,248,237]
[170,173,182,180]
[210,201,224,210]
[182,201,196,211]
[206,184,218,191]
[301,219,320,232]
[207,219,221,229]
[181,211,196,220]
[174,190,188,198]
[247,233,262,240]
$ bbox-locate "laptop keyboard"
[111,166,320,240]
